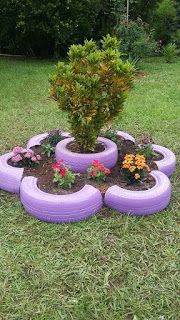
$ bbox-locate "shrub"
[87,160,110,181]
[154,0,177,44]
[52,160,76,189]
[50,35,134,151]
[163,43,177,62]
[115,18,157,60]
[121,154,150,183]
[11,146,41,167]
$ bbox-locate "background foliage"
[0,0,179,57]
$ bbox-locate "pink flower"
[24,152,31,159]
[31,156,37,162]
[57,160,64,164]
[12,146,24,154]
[12,154,22,162]
[26,149,34,154]
[36,155,41,161]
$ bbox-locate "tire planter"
[104,170,171,216]
[0,130,175,222]
[116,131,135,143]
[20,176,103,223]
[27,131,71,149]
[55,137,118,173]
[0,152,24,193]
[152,144,176,177]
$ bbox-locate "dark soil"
[9,139,157,196]
[67,141,105,153]
[8,136,165,196]
[152,152,164,161]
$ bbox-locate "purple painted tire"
[27,131,71,149]
[104,171,171,216]
[152,144,176,177]
[0,152,24,193]
[20,176,103,223]
[55,137,118,173]
[116,131,135,143]
[27,133,48,149]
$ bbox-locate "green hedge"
[0,0,102,57]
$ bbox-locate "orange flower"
[135,173,140,180]
[137,165,144,170]
[129,166,136,172]
[122,153,151,176]
[122,164,130,169]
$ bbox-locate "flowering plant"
[11,146,41,167]
[52,160,76,189]
[121,154,150,183]
[87,160,111,182]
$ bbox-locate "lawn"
[0,56,179,320]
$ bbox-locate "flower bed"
[0,129,176,222]
[0,37,176,222]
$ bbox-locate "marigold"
[137,165,144,170]
[135,173,140,180]
[121,153,151,184]
[129,166,136,172]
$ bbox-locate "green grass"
[0,56,179,320]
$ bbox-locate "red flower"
[104,169,110,174]
[52,160,64,171]
[58,159,64,164]
[61,168,67,177]
[91,170,97,177]
[92,160,100,167]
[52,163,61,171]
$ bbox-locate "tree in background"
[0,0,102,57]
[0,0,179,57]
[115,17,157,61]
[153,0,177,44]
[173,1,180,47]
[130,0,161,23]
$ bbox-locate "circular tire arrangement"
[104,171,171,216]
[0,130,176,222]
[20,176,103,223]
[55,137,118,173]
